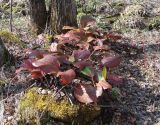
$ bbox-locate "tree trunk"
[29,0,47,34]
[50,0,77,34]
[0,38,10,67]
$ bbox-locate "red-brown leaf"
[56,55,69,64]
[39,64,59,74]
[74,60,92,70]
[101,56,121,68]
[16,59,36,74]
[23,59,35,71]
[77,43,90,50]
[96,80,112,90]
[93,39,109,51]
[93,45,110,51]
[73,50,91,61]
[86,36,95,43]
[15,67,26,74]
[31,69,43,79]
[96,39,105,46]
[107,74,123,85]
[56,29,86,44]
[74,83,98,104]
[57,69,76,85]
[55,35,71,44]
[25,49,45,59]
[32,54,60,68]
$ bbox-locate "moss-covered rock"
[0,30,25,48]
[97,1,125,17]
[121,4,149,17]
[113,15,146,30]
[112,4,150,30]
[110,1,125,13]
[18,87,100,125]
[0,37,10,67]
[111,1,125,8]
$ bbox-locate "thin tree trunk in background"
[10,0,13,32]
[29,0,47,34]
[50,0,77,34]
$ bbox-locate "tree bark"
[29,0,47,34]
[50,0,77,34]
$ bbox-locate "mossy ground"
[146,16,160,30]
[0,30,25,48]
[19,87,100,125]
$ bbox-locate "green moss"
[1,2,25,14]
[19,87,100,124]
[43,34,53,49]
[111,1,125,8]
[105,15,120,24]
[0,3,10,11]
[0,30,25,48]
[12,6,22,13]
[0,30,20,43]
[0,79,7,85]
[146,16,160,30]
[44,34,53,42]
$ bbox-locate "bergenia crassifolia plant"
[16,24,123,104]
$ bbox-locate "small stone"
[37,88,42,94]
[129,60,133,63]
[41,89,47,95]
[5,112,11,115]
[47,90,52,95]
[7,116,13,121]
[16,117,21,121]
[73,79,80,83]
[60,91,65,97]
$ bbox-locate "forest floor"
[0,0,160,125]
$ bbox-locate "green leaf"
[102,66,107,79]
[81,67,92,77]
[98,72,104,81]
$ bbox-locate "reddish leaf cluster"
[16,25,123,104]
[16,50,60,79]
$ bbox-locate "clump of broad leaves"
[16,25,123,104]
